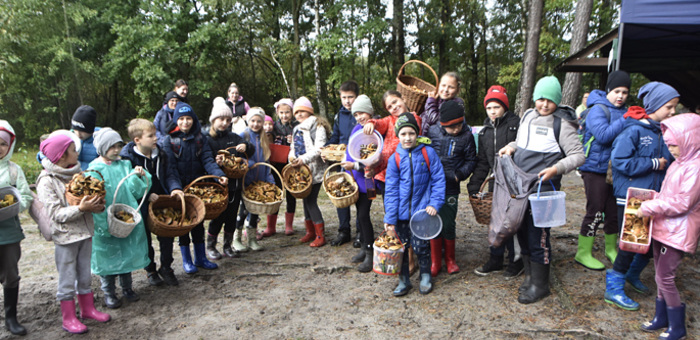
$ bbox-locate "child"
[88,128,151,308]
[227,83,250,134]
[71,105,100,170]
[384,113,446,295]
[426,101,477,277]
[288,97,331,247]
[0,120,33,335]
[263,115,275,136]
[37,134,110,334]
[205,98,254,258]
[267,99,298,236]
[575,70,631,271]
[174,79,189,102]
[341,95,378,272]
[120,119,183,287]
[499,76,584,304]
[605,82,678,311]
[163,102,228,273]
[154,91,181,142]
[421,72,465,134]
[469,85,523,279]
[637,113,699,340]
[327,80,359,247]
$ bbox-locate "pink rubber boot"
[61,300,87,334]
[78,293,111,322]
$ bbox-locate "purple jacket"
[344,125,369,193]
[421,97,465,135]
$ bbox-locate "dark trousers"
[517,208,552,265]
[179,223,205,246]
[140,204,174,271]
[490,237,518,263]
[208,190,242,235]
[238,200,260,229]
[580,171,618,236]
[273,165,296,215]
[612,205,653,273]
[355,193,374,248]
[0,241,21,289]
[396,220,431,275]
[302,184,324,224]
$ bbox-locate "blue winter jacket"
[327,105,357,145]
[383,143,446,225]
[426,121,477,195]
[239,128,274,186]
[78,127,100,170]
[119,142,180,196]
[579,89,627,173]
[154,104,174,143]
[611,117,672,205]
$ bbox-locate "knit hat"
[93,128,123,157]
[606,70,631,93]
[440,100,465,126]
[164,91,180,103]
[40,134,74,164]
[71,105,97,134]
[394,112,419,136]
[173,102,196,122]
[638,82,680,114]
[246,107,266,124]
[274,99,294,111]
[484,85,509,111]
[293,97,314,115]
[209,97,233,123]
[351,94,374,116]
[532,76,562,106]
[265,115,273,122]
[0,130,11,147]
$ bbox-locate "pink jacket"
[640,114,700,253]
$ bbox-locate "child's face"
[535,99,558,116]
[213,117,232,132]
[228,87,239,100]
[249,116,263,133]
[58,143,78,167]
[136,129,158,150]
[74,130,92,141]
[438,75,459,100]
[104,143,123,161]
[384,95,408,117]
[650,97,679,122]
[263,121,274,133]
[444,123,463,136]
[167,98,179,110]
[176,85,189,98]
[354,112,372,126]
[177,116,194,133]
[486,102,506,121]
[340,91,357,110]
[277,105,293,123]
[0,139,9,159]
[667,145,680,159]
[294,110,311,123]
[606,87,629,108]
[398,127,417,149]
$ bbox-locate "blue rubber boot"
[193,243,218,270]
[642,298,668,332]
[626,254,651,294]
[419,273,433,295]
[180,246,198,274]
[604,269,639,310]
[659,303,686,340]
[393,260,412,297]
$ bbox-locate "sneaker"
[122,288,140,302]
[104,293,122,309]
[147,271,164,286]
[474,256,504,276]
[503,259,525,280]
[159,267,179,286]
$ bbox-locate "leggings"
[272,168,296,215]
[517,207,551,265]
[612,205,652,273]
[179,223,205,246]
[238,201,260,229]
[209,190,243,235]
[302,183,324,224]
[0,241,21,289]
[580,171,618,236]
[653,240,684,307]
[355,193,374,249]
[396,220,430,276]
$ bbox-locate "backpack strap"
[8,162,19,186]
[394,148,431,171]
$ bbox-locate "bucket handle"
[536,178,556,199]
[113,172,150,213]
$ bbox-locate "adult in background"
[576,92,590,118]
[226,83,250,134]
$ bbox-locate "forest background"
[0,0,626,145]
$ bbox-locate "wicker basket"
[147,194,205,238]
[107,172,149,238]
[183,175,229,220]
[321,145,346,162]
[281,163,312,199]
[469,175,494,225]
[241,162,285,215]
[396,60,438,115]
[65,169,106,206]
[323,163,359,209]
[220,147,249,179]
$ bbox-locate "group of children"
[1,72,699,340]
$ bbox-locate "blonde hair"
[247,108,271,161]
[127,118,156,140]
[315,116,332,140]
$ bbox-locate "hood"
[120,141,158,160]
[0,120,16,163]
[552,105,578,123]
[625,115,662,133]
[588,89,626,110]
[38,158,82,183]
[483,110,517,128]
[661,113,700,163]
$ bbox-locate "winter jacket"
[368,112,422,183]
[611,117,672,204]
[154,104,175,142]
[88,159,151,276]
[119,142,180,196]
[226,96,250,118]
[36,160,93,245]
[506,106,585,186]
[327,105,357,146]
[78,127,100,171]
[207,128,255,191]
[467,111,519,195]
[383,142,446,225]
[240,128,274,186]
[640,114,700,253]
[163,116,226,190]
[272,120,298,146]
[421,97,465,136]
[579,89,628,174]
[426,121,477,195]
[288,116,329,185]
[0,120,32,245]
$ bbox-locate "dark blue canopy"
[621,0,700,25]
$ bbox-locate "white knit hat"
[246,107,266,124]
[209,97,233,123]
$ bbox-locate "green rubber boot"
[604,233,618,264]
[574,235,605,271]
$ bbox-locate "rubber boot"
[626,254,651,294]
[299,220,316,243]
[232,229,248,252]
[574,235,605,270]
[357,247,373,273]
[518,261,550,304]
[60,300,87,334]
[604,269,639,310]
[444,239,460,274]
[419,273,433,295]
[604,233,618,264]
[180,246,198,274]
[660,303,686,340]
[430,237,443,277]
[77,293,110,322]
[222,232,240,258]
[247,228,264,251]
[193,243,218,269]
[519,255,532,294]
[310,223,326,247]
[642,298,669,332]
[3,286,27,335]
[263,214,277,237]
[351,248,366,263]
[206,233,222,260]
[284,212,295,235]
[393,261,412,297]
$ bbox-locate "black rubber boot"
[146,270,164,286]
[222,232,240,258]
[330,231,351,246]
[357,248,373,273]
[518,260,550,304]
[351,248,366,263]
[4,286,27,335]
[158,267,179,286]
[206,233,222,260]
[353,232,362,248]
[519,255,532,294]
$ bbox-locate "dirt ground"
[2,173,699,340]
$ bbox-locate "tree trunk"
[290,0,302,99]
[514,0,544,116]
[312,0,328,118]
[561,0,594,107]
[391,0,405,78]
[438,0,450,76]
[468,16,479,119]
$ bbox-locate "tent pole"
[616,23,624,71]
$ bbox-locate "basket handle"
[397,60,439,88]
[478,174,495,194]
[112,172,150,213]
[245,162,286,197]
[224,146,249,162]
[280,163,296,192]
[177,193,186,227]
[82,169,105,182]
[536,178,557,198]
[322,163,343,192]
[184,175,223,192]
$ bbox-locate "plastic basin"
[348,130,384,166]
[409,209,443,240]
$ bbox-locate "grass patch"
[11,143,42,184]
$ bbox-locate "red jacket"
[369,112,421,183]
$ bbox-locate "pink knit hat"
[293,96,314,115]
[274,99,294,111]
[40,134,75,164]
[265,115,273,122]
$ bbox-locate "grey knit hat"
[93,127,124,157]
[351,94,374,116]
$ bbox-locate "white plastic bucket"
[348,130,384,166]
[528,180,566,228]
